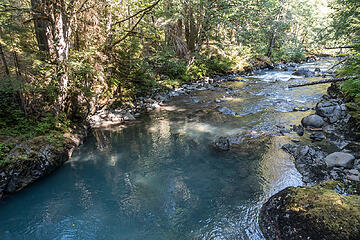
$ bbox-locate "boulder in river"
[315,99,345,124]
[324,152,355,168]
[259,181,360,240]
[301,114,325,128]
[292,68,315,77]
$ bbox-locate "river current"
[0,59,337,239]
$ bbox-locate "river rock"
[347,175,360,181]
[213,137,231,151]
[301,114,325,128]
[123,112,135,121]
[282,144,328,183]
[218,107,237,116]
[310,131,326,141]
[292,68,314,77]
[293,107,310,112]
[316,99,344,123]
[324,152,355,168]
[259,181,360,240]
[291,125,304,136]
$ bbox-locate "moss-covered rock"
[260,181,360,240]
[0,127,87,200]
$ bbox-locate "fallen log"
[288,76,359,88]
[324,46,355,49]
[328,57,349,71]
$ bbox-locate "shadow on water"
[0,59,338,240]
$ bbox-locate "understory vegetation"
[330,0,360,99]
[0,0,359,162]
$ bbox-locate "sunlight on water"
[0,59,337,240]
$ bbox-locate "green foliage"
[0,76,24,128]
[0,0,341,142]
[0,111,70,139]
[330,0,360,97]
[0,141,15,165]
[271,46,306,62]
[206,55,234,74]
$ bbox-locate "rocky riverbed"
[259,83,360,239]
[282,83,360,184]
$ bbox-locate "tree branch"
[112,0,161,26]
[112,11,147,46]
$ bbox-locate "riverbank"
[0,57,345,239]
[0,56,335,201]
[0,126,88,200]
[259,82,360,239]
[88,56,324,129]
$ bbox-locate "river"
[0,59,337,239]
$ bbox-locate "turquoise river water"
[0,59,337,239]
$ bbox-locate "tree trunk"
[184,3,197,52]
[42,0,72,111]
[12,51,27,115]
[267,0,286,58]
[105,1,113,55]
[30,0,54,55]
[0,43,10,76]
[13,51,21,77]
[267,32,277,58]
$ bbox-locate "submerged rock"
[301,114,325,128]
[292,68,315,77]
[324,152,355,169]
[217,107,237,116]
[260,181,360,240]
[213,136,231,151]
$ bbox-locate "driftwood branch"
[288,76,360,89]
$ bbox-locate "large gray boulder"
[316,100,345,123]
[324,152,355,168]
[301,114,325,128]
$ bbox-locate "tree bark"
[12,51,27,115]
[30,0,53,55]
[0,43,10,76]
[267,0,286,58]
[184,3,197,52]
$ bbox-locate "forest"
[0,0,358,141]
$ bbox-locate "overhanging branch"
[112,0,161,26]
